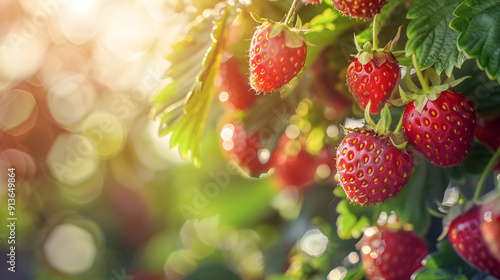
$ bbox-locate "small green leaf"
[450,0,500,82]
[270,22,285,38]
[336,199,376,240]
[357,51,373,65]
[403,71,420,93]
[295,15,303,29]
[399,86,412,103]
[284,29,305,48]
[405,0,465,76]
[426,67,442,87]
[353,33,362,53]
[374,104,392,135]
[250,12,266,23]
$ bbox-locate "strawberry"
[447,195,500,278]
[332,0,387,20]
[216,55,258,111]
[346,54,399,114]
[336,127,414,206]
[479,196,500,263]
[301,0,322,5]
[346,29,402,114]
[249,21,307,93]
[272,136,321,189]
[402,88,476,166]
[219,120,273,177]
[475,116,500,170]
[359,226,428,280]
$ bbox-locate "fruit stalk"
[473,146,500,200]
[412,53,430,93]
[284,0,300,26]
[372,14,379,50]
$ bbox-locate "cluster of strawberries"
[215,0,500,279]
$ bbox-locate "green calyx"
[363,102,408,150]
[269,21,308,48]
[251,13,310,49]
[394,63,470,113]
[353,25,402,67]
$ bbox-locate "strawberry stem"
[372,14,379,50]
[473,146,500,200]
[284,0,300,27]
[412,53,430,93]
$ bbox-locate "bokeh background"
[0,0,358,279]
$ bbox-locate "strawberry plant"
[4,0,500,279]
[149,0,500,279]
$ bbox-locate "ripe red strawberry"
[336,128,414,206]
[333,0,387,20]
[346,54,399,114]
[249,21,307,93]
[402,89,476,166]
[272,136,321,189]
[475,116,500,170]
[359,226,428,280]
[479,196,500,263]
[301,0,322,5]
[448,196,500,278]
[219,121,273,177]
[216,56,258,110]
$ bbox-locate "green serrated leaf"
[150,5,234,166]
[450,0,500,82]
[405,0,465,76]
